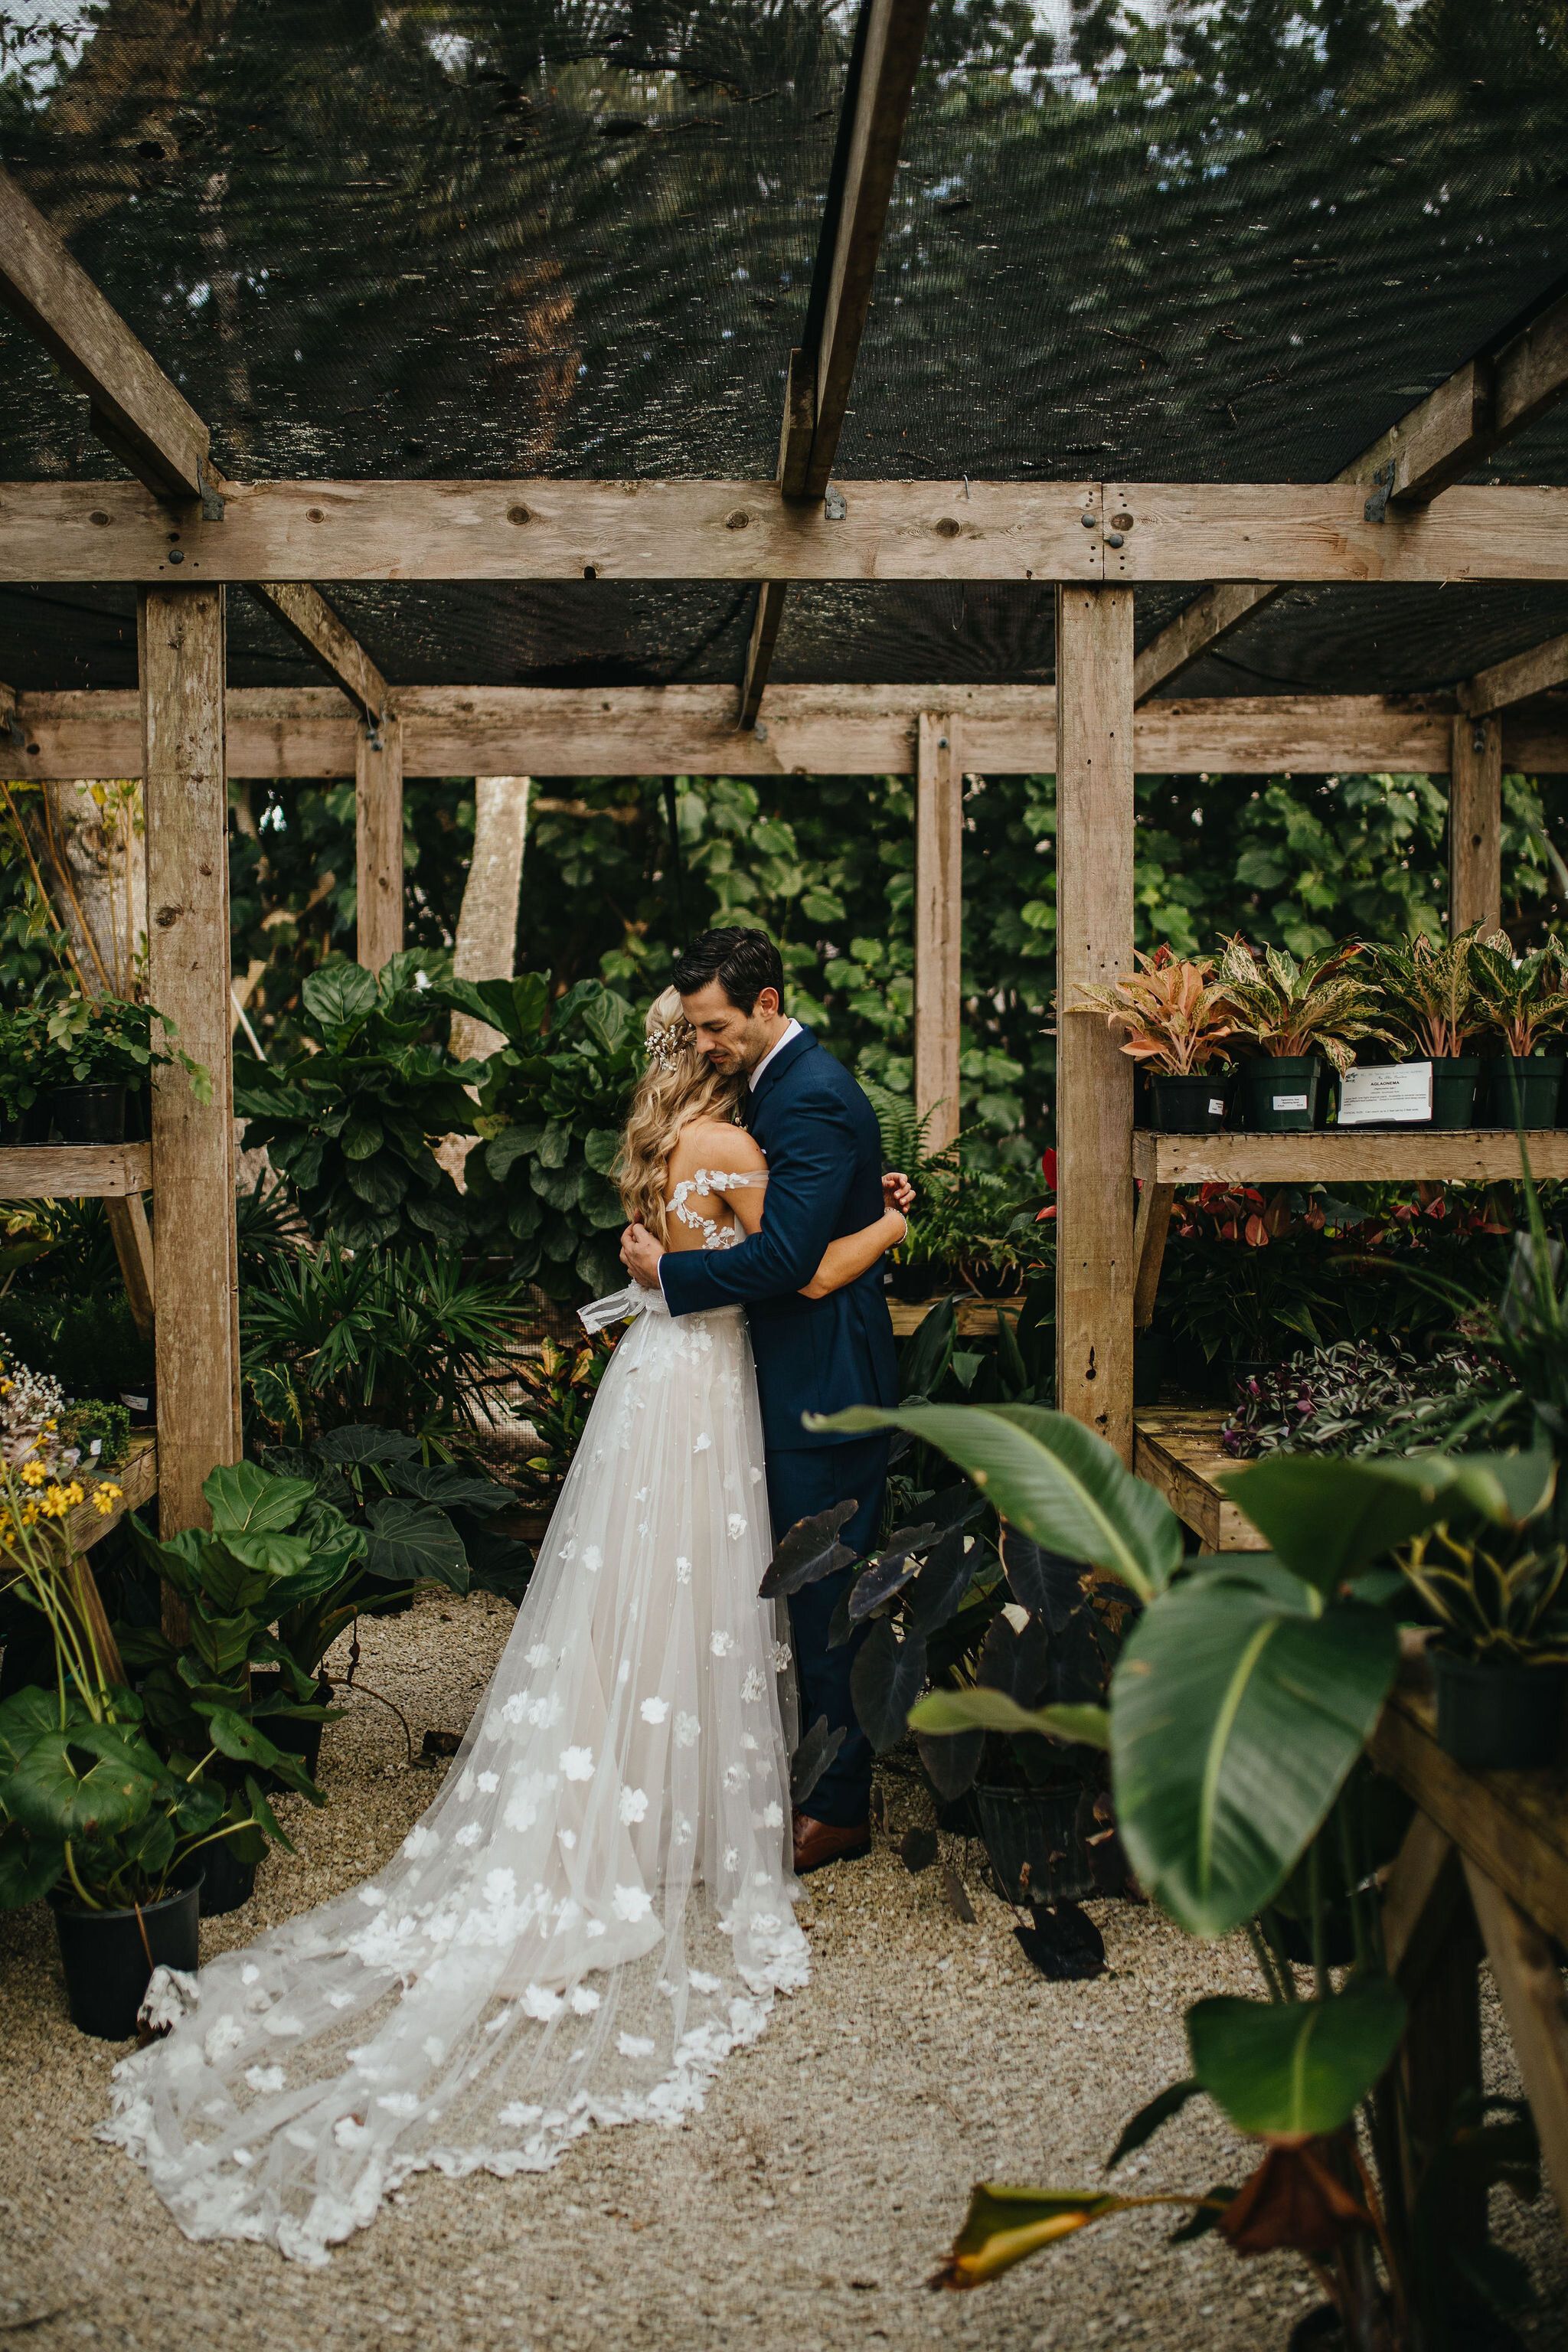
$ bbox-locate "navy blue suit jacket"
[658,1028,899,1455]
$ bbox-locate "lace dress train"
[103,1204,807,2263]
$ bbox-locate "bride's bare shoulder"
[668,1119,766,1178]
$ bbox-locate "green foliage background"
[216,766,1568,1172]
[7,764,1566,1175]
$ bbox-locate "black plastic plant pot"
[52,1083,127,1143]
[1148,1073,1230,1134]
[975,1784,1096,1908]
[1427,1055,1482,1132]
[198,1841,260,1919]
[2,1099,54,1145]
[1433,1651,1566,1772]
[251,1672,334,1790]
[1482,1054,1566,1131]
[1240,1055,1322,1132]
[49,1873,201,2040]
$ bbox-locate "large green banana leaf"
[1112,1574,1397,1937]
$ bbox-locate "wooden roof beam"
[247,581,394,733]
[0,173,390,729]
[1460,626,1568,720]
[9,475,1568,585]
[1134,284,1568,706]
[9,683,1568,781]
[738,0,933,728]
[0,164,218,508]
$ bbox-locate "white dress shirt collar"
[749,1018,802,1093]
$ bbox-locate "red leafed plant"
[1074,949,1238,1077]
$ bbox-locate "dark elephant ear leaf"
[978,1611,1052,1710]
[904,1526,975,1638]
[998,1522,1086,1634]
[315,1426,421,1467]
[760,1499,858,1599]
[790,1715,847,1808]
[916,1723,985,1802]
[849,1619,929,1753]
[848,1523,937,1622]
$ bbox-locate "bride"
[104,988,910,2264]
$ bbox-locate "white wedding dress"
[103,1171,808,2265]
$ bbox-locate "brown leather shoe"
[792,1811,871,1876]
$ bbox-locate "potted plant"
[1471,930,1568,1130]
[1397,1457,1568,1769]
[1073,947,1237,1134]
[817,1396,1546,2347]
[1367,926,1485,1129]
[1216,937,1388,1132]
[121,1457,361,1913]
[43,992,211,1142]
[0,1003,63,1142]
[0,1442,314,2031]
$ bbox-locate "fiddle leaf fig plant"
[234,952,483,1251]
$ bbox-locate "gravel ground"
[2,1588,1564,2352]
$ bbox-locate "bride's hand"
[621,1220,665,1290]
[882,1170,915,1216]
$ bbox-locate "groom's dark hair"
[673,926,784,1014]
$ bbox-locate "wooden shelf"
[65,1431,156,1553]
[0,1141,151,1197]
[887,1295,1024,1340]
[1133,1128,1568,1187]
[1133,1408,1266,1553]
[1372,1684,1568,1952]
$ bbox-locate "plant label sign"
[1337,1062,1433,1125]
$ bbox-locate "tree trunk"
[450,776,531,1062]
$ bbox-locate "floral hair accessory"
[645,1017,694,1072]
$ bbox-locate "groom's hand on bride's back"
[621,1220,665,1289]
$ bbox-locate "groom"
[619,926,899,1875]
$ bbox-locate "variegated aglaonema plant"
[813,1399,1548,2350]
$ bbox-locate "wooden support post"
[355,715,403,974]
[913,712,962,1152]
[1055,587,1135,1460]
[1132,1181,1175,1331]
[1464,1857,1568,2239]
[1449,711,1501,935]
[104,1194,155,1343]
[1380,1815,1484,2239]
[139,586,240,1618]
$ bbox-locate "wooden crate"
[1132,1407,1267,1553]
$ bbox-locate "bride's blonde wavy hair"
[616,986,743,1241]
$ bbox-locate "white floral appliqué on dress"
[103,1169,808,2264]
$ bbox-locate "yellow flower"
[64,1481,84,1507]
[91,1484,122,1516]
[41,1485,71,1518]
[20,1501,39,1527]
[20,1461,47,1488]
